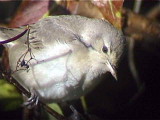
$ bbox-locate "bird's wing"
[8,16,90,71]
[28,16,85,50]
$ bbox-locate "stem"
[0,67,66,120]
[0,28,28,45]
[133,0,142,13]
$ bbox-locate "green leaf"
[47,103,63,120]
[0,79,22,111]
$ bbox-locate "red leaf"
[61,0,124,29]
[9,0,50,28]
[92,0,124,29]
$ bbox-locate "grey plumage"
[0,15,125,102]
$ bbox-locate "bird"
[0,15,126,104]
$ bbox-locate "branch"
[122,8,160,41]
[0,66,66,120]
[147,4,160,21]
[0,28,28,45]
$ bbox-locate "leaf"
[61,1,104,19]
[48,103,63,115]
[59,0,124,29]
[7,0,124,28]
[47,103,63,120]
[92,0,124,29]
[9,0,51,28]
[0,79,22,111]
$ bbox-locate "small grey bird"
[0,15,125,103]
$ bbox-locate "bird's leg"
[23,103,43,120]
[23,89,39,109]
[23,95,44,120]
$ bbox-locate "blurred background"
[0,0,159,120]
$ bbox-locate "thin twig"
[0,28,28,45]
[133,0,142,13]
[0,26,66,119]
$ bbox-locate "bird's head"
[82,19,126,80]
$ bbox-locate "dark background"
[0,1,159,119]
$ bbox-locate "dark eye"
[102,46,108,53]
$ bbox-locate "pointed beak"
[107,60,118,81]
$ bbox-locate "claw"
[23,92,39,109]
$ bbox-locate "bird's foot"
[23,92,39,109]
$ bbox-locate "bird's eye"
[102,46,108,53]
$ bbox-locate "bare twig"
[127,1,143,100]
[133,0,142,13]
[0,28,28,45]
[13,26,37,73]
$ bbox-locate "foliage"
[9,0,124,29]
[0,79,22,111]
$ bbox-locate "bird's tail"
[0,27,15,48]
[0,27,27,48]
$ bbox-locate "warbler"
[0,15,125,104]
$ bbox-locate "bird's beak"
[107,60,118,81]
